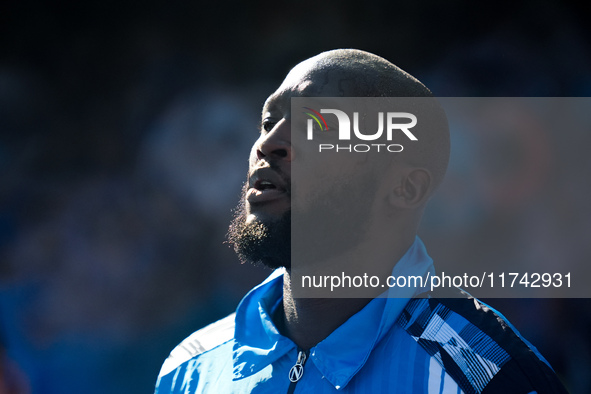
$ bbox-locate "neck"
[275,270,371,350]
[274,232,416,350]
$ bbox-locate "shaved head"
[284,49,433,97]
[280,48,450,198]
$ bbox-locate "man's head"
[228,49,450,270]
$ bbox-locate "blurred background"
[1,0,590,392]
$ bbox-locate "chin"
[227,202,291,270]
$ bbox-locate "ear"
[388,168,433,209]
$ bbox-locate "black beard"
[227,187,291,270]
[227,171,377,272]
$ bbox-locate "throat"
[277,270,371,350]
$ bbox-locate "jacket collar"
[232,268,293,379]
[232,237,434,389]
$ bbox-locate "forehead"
[262,64,349,115]
[262,79,314,115]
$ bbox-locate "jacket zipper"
[287,348,309,394]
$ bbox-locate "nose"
[254,119,292,162]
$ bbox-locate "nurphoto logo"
[303,107,418,153]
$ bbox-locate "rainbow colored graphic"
[303,107,329,131]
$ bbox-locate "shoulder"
[398,288,568,394]
[157,312,236,378]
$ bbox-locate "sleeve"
[398,288,569,394]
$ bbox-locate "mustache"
[247,161,291,196]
